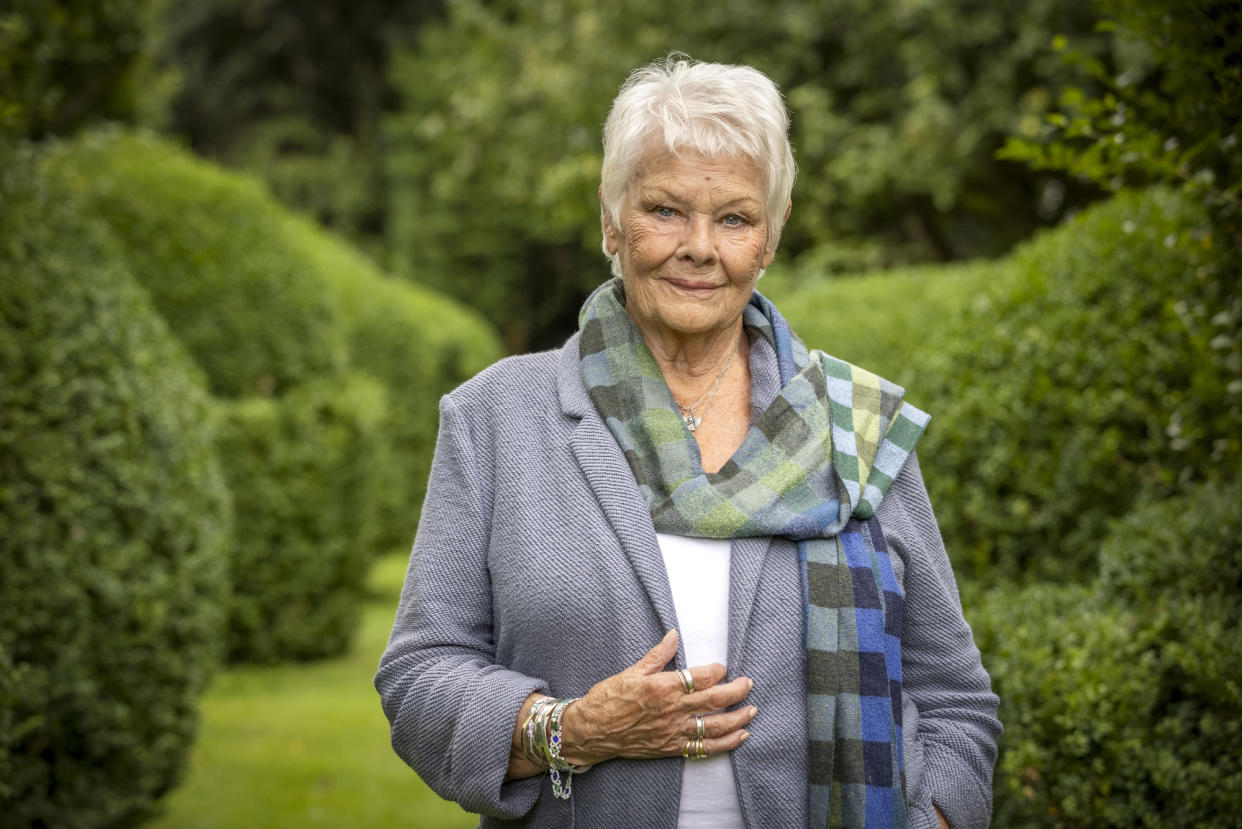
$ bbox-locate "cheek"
[624,222,670,264]
[722,233,770,273]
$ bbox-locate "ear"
[600,186,620,256]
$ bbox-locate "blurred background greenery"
[1,0,1239,826]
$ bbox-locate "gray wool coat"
[375,331,1001,829]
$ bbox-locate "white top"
[657,533,746,829]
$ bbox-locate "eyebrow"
[636,187,763,211]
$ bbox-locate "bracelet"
[547,698,592,773]
[523,696,593,800]
[521,696,554,767]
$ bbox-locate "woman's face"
[604,151,780,342]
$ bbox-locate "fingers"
[682,661,727,693]
[689,675,752,711]
[623,629,679,677]
[680,727,752,760]
[686,705,757,739]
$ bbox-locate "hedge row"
[921,188,1234,582]
[972,480,1242,827]
[0,144,232,825]
[774,188,1236,584]
[3,131,503,823]
[43,130,502,657]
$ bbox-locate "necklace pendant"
[683,413,702,432]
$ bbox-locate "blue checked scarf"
[578,278,930,828]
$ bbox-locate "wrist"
[557,697,599,768]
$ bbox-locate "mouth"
[664,278,721,296]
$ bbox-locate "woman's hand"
[557,629,756,767]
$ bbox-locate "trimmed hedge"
[45,128,503,559]
[42,129,351,398]
[39,130,504,658]
[299,218,502,551]
[0,145,231,825]
[972,481,1242,827]
[772,189,1238,584]
[920,188,1231,582]
[217,375,387,662]
[763,259,1002,393]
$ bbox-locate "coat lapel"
[558,335,681,646]
[726,535,774,676]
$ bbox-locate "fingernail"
[748,706,758,718]
[747,678,754,691]
[739,731,751,742]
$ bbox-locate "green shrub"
[761,259,1002,393]
[41,128,505,657]
[297,217,503,551]
[1099,479,1242,607]
[42,129,351,398]
[972,482,1242,827]
[216,375,387,662]
[919,188,1233,582]
[0,145,231,825]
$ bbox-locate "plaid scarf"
[578,278,929,828]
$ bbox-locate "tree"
[158,0,443,252]
[384,0,1110,350]
[0,0,171,139]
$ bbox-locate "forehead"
[630,150,766,201]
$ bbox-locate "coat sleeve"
[877,451,1002,829]
[374,394,548,818]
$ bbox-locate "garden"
[2,0,1239,826]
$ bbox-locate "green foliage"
[0,0,172,139]
[759,260,1002,394]
[0,144,231,825]
[973,481,1242,827]
[919,188,1236,582]
[303,220,503,551]
[217,375,387,663]
[384,0,1107,349]
[42,129,351,398]
[1098,477,1242,609]
[39,129,504,659]
[158,0,442,249]
[998,1,1242,478]
[1000,0,1242,238]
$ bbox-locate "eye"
[721,213,749,227]
[653,205,677,218]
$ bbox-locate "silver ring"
[695,714,706,739]
[677,668,694,694]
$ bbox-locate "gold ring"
[677,668,694,694]
[695,714,705,739]
[682,739,695,758]
[695,737,706,759]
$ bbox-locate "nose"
[676,215,716,266]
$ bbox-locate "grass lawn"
[151,553,478,829]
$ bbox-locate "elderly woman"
[376,57,1001,829]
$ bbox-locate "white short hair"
[599,55,797,266]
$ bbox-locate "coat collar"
[556,329,778,675]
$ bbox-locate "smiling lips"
[665,278,721,295]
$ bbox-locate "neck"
[630,317,748,401]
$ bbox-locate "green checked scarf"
[578,278,930,828]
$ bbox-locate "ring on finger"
[695,737,707,759]
[677,668,694,694]
[695,714,705,739]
